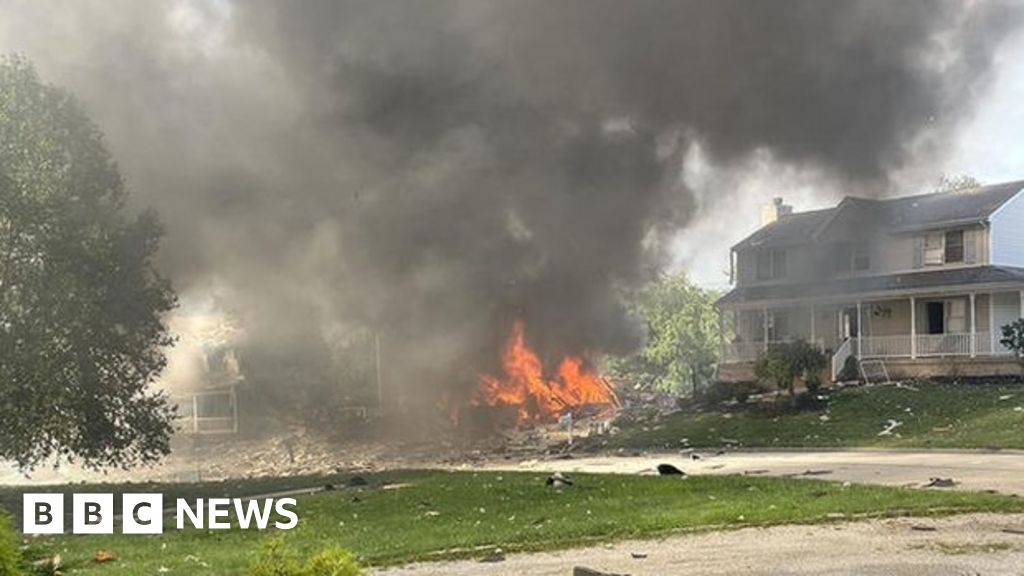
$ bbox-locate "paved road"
[374,513,1024,576]
[470,449,1024,495]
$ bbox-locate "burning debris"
[469,320,620,424]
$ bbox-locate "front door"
[926,301,945,334]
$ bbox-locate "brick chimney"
[760,197,792,226]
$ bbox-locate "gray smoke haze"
[0,0,1021,408]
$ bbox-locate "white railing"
[915,333,971,356]
[854,331,1015,359]
[858,334,912,358]
[977,331,1014,356]
[831,338,853,381]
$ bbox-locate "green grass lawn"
[15,469,1024,574]
[613,381,1024,450]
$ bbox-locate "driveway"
[374,513,1024,576]
[470,449,1024,495]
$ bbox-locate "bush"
[304,548,363,576]
[249,538,364,576]
[754,339,827,400]
[1000,319,1024,378]
[0,511,25,576]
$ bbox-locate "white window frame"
[924,232,944,266]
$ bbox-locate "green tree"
[0,56,177,469]
[611,273,721,395]
[754,339,827,400]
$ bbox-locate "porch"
[719,289,1024,379]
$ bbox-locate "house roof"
[732,180,1024,250]
[717,265,1024,307]
[732,207,836,250]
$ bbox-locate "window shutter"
[913,236,924,269]
[965,229,977,264]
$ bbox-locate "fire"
[472,320,619,422]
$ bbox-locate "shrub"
[0,511,25,576]
[754,339,827,400]
[248,538,364,576]
[1000,319,1024,378]
[249,538,302,576]
[303,548,363,576]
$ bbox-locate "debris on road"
[910,525,938,532]
[573,567,630,576]
[478,548,505,563]
[924,477,958,488]
[656,463,685,476]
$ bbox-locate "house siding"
[990,187,1024,266]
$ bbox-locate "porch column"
[717,308,724,360]
[762,307,769,352]
[856,300,862,357]
[910,296,917,359]
[990,292,996,354]
[810,304,816,346]
[970,292,977,358]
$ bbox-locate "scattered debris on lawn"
[656,463,685,476]
[924,477,958,488]
[743,469,769,475]
[347,475,368,487]
[93,550,117,563]
[31,554,61,574]
[546,472,574,488]
[878,419,902,436]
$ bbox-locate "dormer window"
[756,248,787,280]
[924,229,965,266]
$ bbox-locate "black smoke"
[1,0,1020,409]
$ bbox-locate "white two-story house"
[717,180,1024,382]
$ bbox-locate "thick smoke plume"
[0,1,1020,411]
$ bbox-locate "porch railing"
[855,331,1014,359]
[722,338,827,363]
[831,337,853,381]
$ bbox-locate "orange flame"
[472,320,619,422]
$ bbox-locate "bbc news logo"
[23,494,298,534]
